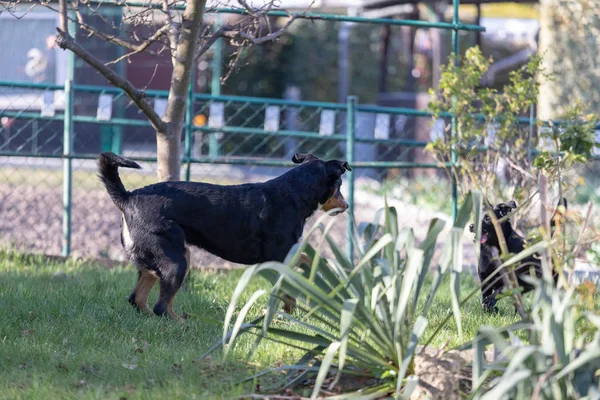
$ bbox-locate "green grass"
[0,252,527,399]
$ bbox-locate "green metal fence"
[0,79,454,263]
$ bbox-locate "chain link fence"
[0,81,459,269]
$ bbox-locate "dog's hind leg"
[153,251,189,322]
[180,246,192,292]
[128,269,159,315]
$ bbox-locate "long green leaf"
[396,316,427,393]
[331,298,359,389]
[223,265,259,348]
[553,345,600,381]
[400,376,419,400]
[480,369,532,400]
[454,191,473,229]
[393,248,423,347]
[326,383,394,400]
[497,241,548,269]
[471,190,483,260]
[329,234,393,300]
[224,289,267,357]
[450,227,463,340]
[312,341,342,399]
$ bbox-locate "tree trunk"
[156,126,183,182]
[538,0,600,120]
[159,0,207,182]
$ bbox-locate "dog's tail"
[97,152,141,209]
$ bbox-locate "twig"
[238,14,297,45]
[504,157,536,180]
[531,368,553,400]
[45,1,161,55]
[105,23,171,66]
[161,0,178,66]
[570,201,593,285]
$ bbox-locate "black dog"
[98,152,351,321]
[469,199,566,313]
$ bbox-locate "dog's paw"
[481,297,499,314]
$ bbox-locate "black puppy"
[98,152,352,321]
[469,199,566,313]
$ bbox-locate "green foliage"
[471,281,600,399]
[534,104,599,172]
[220,192,482,398]
[426,46,598,206]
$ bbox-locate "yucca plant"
[470,275,600,399]
[219,191,483,398]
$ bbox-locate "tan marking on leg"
[135,270,158,316]
[167,296,185,323]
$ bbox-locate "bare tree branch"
[58,0,69,31]
[55,0,166,132]
[0,1,37,19]
[238,14,297,44]
[162,0,179,66]
[105,23,171,66]
[40,0,165,56]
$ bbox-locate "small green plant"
[470,278,600,399]
[218,192,483,398]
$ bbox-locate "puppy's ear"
[341,161,352,172]
[507,200,517,209]
[292,153,317,164]
[558,197,567,209]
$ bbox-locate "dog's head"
[469,200,517,247]
[292,153,352,216]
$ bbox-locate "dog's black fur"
[98,152,351,321]
[469,198,566,313]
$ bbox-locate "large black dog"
[98,152,351,321]
[469,199,566,313]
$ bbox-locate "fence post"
[62,17,76,257]
[185,69,194,181]
[209,15,222,158]
[346,96,357,261]
[450,0,460,222]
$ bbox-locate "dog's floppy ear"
[326,160,352,178]
[340,161,352,172]
[292,153,318,164]
[498,200,517,217]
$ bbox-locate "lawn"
[0,251,522,399]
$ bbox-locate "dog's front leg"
[281,253,312,314]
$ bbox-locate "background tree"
[538,0,600,120]
[3,0,303,181]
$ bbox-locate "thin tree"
[3,0,304,181]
